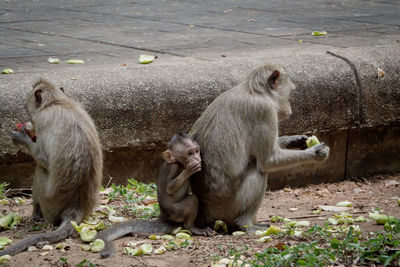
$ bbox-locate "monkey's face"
[276,76,295,121]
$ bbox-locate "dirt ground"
[1,173,399,267]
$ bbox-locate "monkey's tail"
[97,219,176,259]
[0,219,74,257]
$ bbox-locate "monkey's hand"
[279,135,308,149]
[310,143,330,161]
[11,129,32,146]
[185,159,201,176]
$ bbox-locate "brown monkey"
[158,133,212,236]
[0,79,103,256]
[97,134,211,259]
[97,63,329,258]
[189,64,330,232]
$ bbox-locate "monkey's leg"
[233,169,267,233]
[32,202,44,222]
[179,195,213,236]
[31,167,46,222]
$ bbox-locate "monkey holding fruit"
[97,63,330,258]
[189,64,330,232]
[0,79,103,256]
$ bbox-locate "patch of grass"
[0,182,9,199]
[75,259,99,267]
[248,218,400,266]
[107,178,160,219]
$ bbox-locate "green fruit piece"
[0,199,10,205]
[154,246,166,255]
[124,247,142,256]
[148,235,160,240]
[328,218,338,225]
[312,208,322,215]
[94,221,106,231]
[354,216,367,222]
[294,221,310,227]
[171,227,183,235]
[175,233,191,240]
[14,197,27,205]
[0,237,12,249]
[161,235,174,240]
[55,243,67,249]
[306,136,320,148]
[178,229,192,236]
[71,221,82,232]
[232,231,246,236]
[265,225,281,235]
[139,244,153,255]
[336,201,353,207]
[80,227,97,242]
[108,214,127,223]
[83,216,99,225]
[0,214,14,229]
[47,57,60,64]
[213,220,228,234]
[91,239,105,252]
[398,198,400,206]
[284,221,296,228]
[66,59,84,64]
[0,255,11,263]
[311,31,327,36]
[257,236,272,243]
[10,213,22,228]
[2,68,14,74]
[270,216,283,223]
[139,54,155,64]
[80,244,92,251]
[369,213,395,225]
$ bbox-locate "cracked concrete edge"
[1,44,399,188]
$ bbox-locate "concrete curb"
[1,44,399,188]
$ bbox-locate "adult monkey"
[97,63,329,257]
[189,63,330,231]
[0,79,103,256]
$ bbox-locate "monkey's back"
[34,98,103,223]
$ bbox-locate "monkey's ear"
[162,150,176,164]
[34,89,43,106]
[267,70,280,90]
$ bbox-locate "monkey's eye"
[195,150,199,154]
[188,152,194,156]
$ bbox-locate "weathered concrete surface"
[1,45,400,188]
[1,0,400,188]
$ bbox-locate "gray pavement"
[1,0,400,188]
[1,0,400,71]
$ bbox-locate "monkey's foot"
[31,214,44,223]
[187,226,213,237]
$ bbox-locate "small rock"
[27,246,37,252]
[353,188,366,193]
[42,245,53,251]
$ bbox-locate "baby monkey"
[158,133,212,236]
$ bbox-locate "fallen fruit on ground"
[1,68,13,74]
[139,54,155,64]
